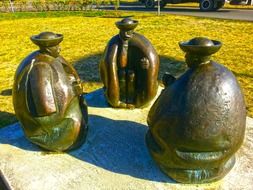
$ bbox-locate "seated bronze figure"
[13,32,88,152]
[146,37,246,183]
[100,18,160,108]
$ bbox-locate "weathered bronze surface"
[146,37,246,183]
[13,32,88,152]
[100,18,160,108]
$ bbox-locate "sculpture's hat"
[115,18,138,31]
[179,37,222,56]
[31,32,63,47]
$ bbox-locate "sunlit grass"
[0,11,252,127]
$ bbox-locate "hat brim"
[179,40,222,56]
[115,20,138,31]
[30,34,63,47]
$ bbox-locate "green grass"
[0,11,252,128]
[0,10,118,20]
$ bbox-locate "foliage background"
[0,0,117,12]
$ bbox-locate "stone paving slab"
[0,88,253,190]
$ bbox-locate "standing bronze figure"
[100,18,160,108]
[146,37,246,183]
[13,32,88,152]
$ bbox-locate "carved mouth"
[175,150,224,162]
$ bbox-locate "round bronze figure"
[146,37,246,183]
[100,18,160,108]
[13,32,88,152]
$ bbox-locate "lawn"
[0,11,252,127]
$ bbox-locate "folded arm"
[28,62,57,116]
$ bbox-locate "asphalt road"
[103,4,253,21]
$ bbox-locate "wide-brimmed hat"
[179,37,222,56]
[115,18,138,31]
[30,32,63,47]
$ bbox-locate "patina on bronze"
[100,18,160,108]
[13,32,88,152]
[146,37,246,183]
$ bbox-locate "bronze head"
[31,32,63,58]
[179,37,222,67]
[116,18,138,41]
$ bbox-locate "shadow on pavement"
[70,114,175,183]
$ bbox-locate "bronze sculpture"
[13,32,88,152]
[146,37,246,183]
[100,18,160,108]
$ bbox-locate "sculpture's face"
[43,45,61,58]
[119,30,134,41]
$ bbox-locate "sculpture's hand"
[127,103,135,109]
[73,80,83,96]
[140,57,150,70]
[127,70,135,81]
[118,101,127,108]
[73,81,83,95]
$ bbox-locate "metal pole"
[157,0,160,16]
[9,0,14,12]
[117,0,120,9]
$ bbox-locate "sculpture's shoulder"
[27,54,55,76]
[130,33,159,64]
[15,51,57,77]
[210,61,234,76]
[132,32,150,42]
[14,52,57,91]
[108,35,120,46]
[105,35,120,53]
[194,61,237,83]
[15,51,40,78]
[131,33,154,48]
[57,55,68,64]
[101,35,120,62]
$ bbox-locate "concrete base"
[0,88,253,190]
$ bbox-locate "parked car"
[139,0,225,11]
[229,0,252,5]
